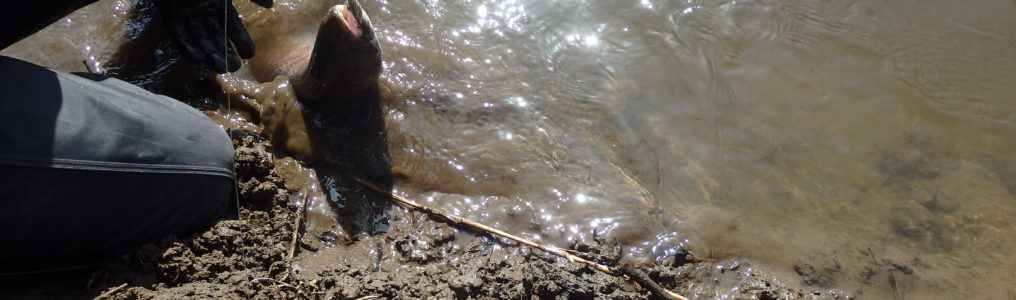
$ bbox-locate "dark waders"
[0,1,234,274]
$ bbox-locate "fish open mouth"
[336,7,362,39]
[321,0,377,45]
[296,0,383,102]
[326,0,372,43]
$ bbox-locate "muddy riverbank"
[1,133,849,299]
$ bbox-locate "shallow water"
[5,0,1015,298]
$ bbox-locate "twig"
[251,278,312,299]
[95,283,128,300]
[355,296,381,300]
[357,179,688,300]
[251,277,291,287]
[284,193,309,281]
[620,264,687,300]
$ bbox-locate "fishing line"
[223,0,242,220]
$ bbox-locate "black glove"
[155,0,273,73]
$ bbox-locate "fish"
[223,0,391,234]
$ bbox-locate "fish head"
[295,0,382,103]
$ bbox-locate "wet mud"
[1,133,849,299]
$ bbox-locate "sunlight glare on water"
[372,0,693,260]
[365,0,1016,298]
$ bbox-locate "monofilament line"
[224,0,241,220]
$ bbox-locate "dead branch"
[620,264,688,300]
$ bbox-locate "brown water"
[4,0,1015,298]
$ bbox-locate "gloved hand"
[155,0,274,73]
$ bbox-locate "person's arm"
[1,1,101,50]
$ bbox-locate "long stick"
[357,179,687,300]
[95,283,128,300]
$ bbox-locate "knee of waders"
[0,56,236,274]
